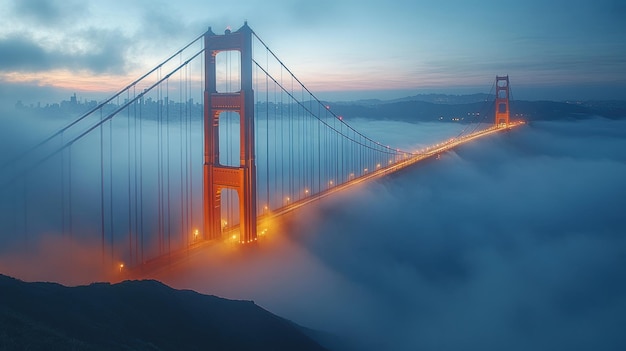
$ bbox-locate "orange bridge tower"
[495,75,510,126]
[203,23,257,243]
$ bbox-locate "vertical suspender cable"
[100,108,105,264]
[134,87,139,264]
[68,145,73,242]
[179,53,184,248]
[184,64,194,235]
[61,133,65,236]
[110,98,115,263]
[139,89,144,264]
[265,48,270,213]
[127,90,133,266]
[166,78,171,254]
[157,68,163,254]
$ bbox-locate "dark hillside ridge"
[0,274,327,351]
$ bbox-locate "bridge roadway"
[122,121,524,279]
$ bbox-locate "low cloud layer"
[155,118,626,351]
[0,112,624,350]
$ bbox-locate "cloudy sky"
[1,0,625,104]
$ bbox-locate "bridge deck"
[123,122,524,279]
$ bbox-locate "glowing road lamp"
[329,180,334,186]
[285,196,290,205]
[193,229,199,241]
[119,263,124,273]
[304,188,309,195]
[376,163,381,169]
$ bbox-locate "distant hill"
[388,93,494,105]
[0,274,327,351]
[326,96,626,123]
[12,93,626,124]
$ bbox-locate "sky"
[1,0,625,105]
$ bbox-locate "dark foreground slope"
[0,274,326,351]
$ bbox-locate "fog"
[0,106,467,280]
[1,109,625,350]
[153,118,626,351]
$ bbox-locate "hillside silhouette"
[0,274,327,351]
[328,95,626,122]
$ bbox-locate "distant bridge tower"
[203,23,257,243]
[495,75,510,126]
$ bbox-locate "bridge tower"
[495,75,510,126]
[203,23,257,243]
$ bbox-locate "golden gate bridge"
[0,23,522,276]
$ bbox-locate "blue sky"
[0,0,625,103]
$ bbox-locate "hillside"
[0,274,327,351]
[327,97,626,123]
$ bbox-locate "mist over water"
[1,107,625,350]
[0,108,467,283]
[155,118,626,351]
